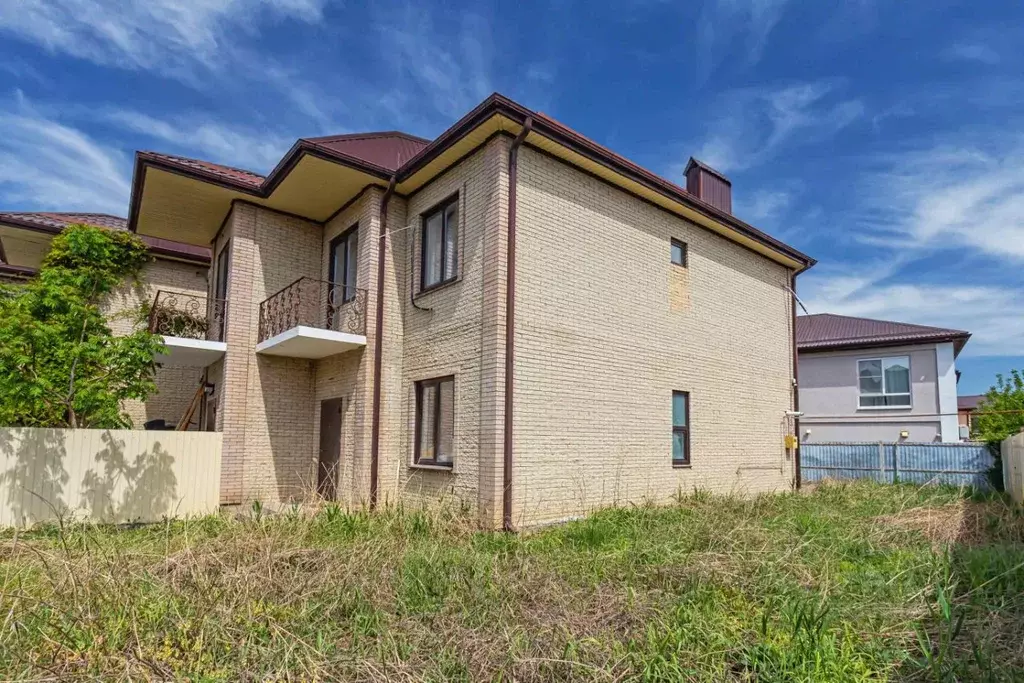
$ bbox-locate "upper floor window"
[421,195,459,291]
[858,356,911,408]
[672,391,690,466]
[329,224,358,303]
[415,376,455,467]
[671,239,687,267]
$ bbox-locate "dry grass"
[1,481,1022,681]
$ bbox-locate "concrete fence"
[0,428,222,528]
[1003,432,1024,504]
[801,442,996,490]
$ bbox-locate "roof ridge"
[305,130,431,144]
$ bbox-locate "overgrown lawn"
[1,481,1023,681]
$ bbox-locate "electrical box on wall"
[784,434,798,449]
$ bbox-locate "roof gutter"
[503,117,533,532]
[369,174,398,510]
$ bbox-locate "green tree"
[972,369,1024,443]
[0,224,164,428]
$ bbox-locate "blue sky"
[0,0,1021,394]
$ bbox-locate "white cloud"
[736,188,792,224]
[0,104,129,215]
[944,42,1001,65]
[0,0,326,80]
[101,111,291,174]
[857,139,1024,261]
[375,4,494,122]
[697,0,792,77]
[694,81,863,172]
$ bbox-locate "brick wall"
[387,137,509,521]
[512,147,795,526]
[103,257,208,429]
[216,202,323,503]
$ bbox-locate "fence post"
[878,442,885,482]
[892,442,899,483]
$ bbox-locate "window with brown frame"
[671,238,687,267]
[672,391,690,466]
[415,376,455,466]
[420,195,459,291]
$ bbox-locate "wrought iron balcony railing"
[148,290,228,342]
[258,278,367,343]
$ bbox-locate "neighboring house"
[797,313,971,444]
[0,212,212,428]
[127,92,815,528]
[958,394,984,439]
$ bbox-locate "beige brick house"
[0,212,212,428]
[126,93,815,528]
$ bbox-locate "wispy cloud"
[694,81,863,172]
[857,138,1024,261]
[0,97,128,214]
[100,110,291,174]
[736,188,793,224]
[0,0,327,81]
[375,3,494,122]
[697,0,792,77]
[944,42,1001,65]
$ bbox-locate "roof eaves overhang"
[396,94,815,272]
[0,216,211,266]
[798,332,972,356]
[128,144,394,245]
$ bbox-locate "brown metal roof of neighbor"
[0,212,211,264]
[303,132,430,173]
[797,313,971,354]
[958,395,984,411]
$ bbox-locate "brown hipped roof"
[129,93,814,270]
[0,212,210,264]
[797,313,971,355]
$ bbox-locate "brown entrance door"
[318,398,343,500]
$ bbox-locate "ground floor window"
[415,376,454,466]
[672,391,690,466]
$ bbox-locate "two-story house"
[797,313,971,443]
[127,93,815,529]
[0,211,211,428]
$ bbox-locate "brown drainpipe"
[790,271,801,490]
[369,175,398,510]
[503,117,533,532]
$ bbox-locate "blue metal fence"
[801,442,996,490]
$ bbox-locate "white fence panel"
[0,428,222,527]
[1002,432,1024,505]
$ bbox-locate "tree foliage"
[0,225,164,428]
[972,369,1024,443]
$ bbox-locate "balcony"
[256,278,367,359]
[148,291,228,366]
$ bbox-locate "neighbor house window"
[421,195,459,291]
[329,224,359,303]
[671,239,687,267]
[858,357,911,408]
[672,391,690,466]
[415,376,455,466]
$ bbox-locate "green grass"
[1,481,1023,681]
